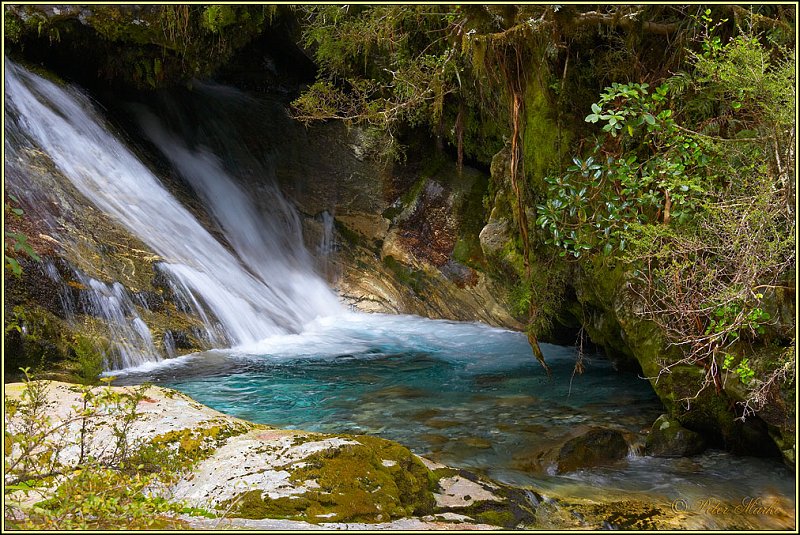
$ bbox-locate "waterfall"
[318,210,336,257]
[4,59,341,368]
[315,210,337,281]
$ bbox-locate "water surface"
[116,312,795,525]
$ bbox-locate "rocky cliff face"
[571,258,794,464]
[277,124,522,328]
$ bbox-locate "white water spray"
[4,59,341,368]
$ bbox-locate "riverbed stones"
[645,414,707,457]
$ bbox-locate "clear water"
[114,312,795,527]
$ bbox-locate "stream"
[113,312,796,529]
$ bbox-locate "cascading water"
[315,210,337,281]
[4,59,341,368]
[318,210,336,257]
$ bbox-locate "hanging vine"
[467,24,550,374]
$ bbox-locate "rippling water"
[114,312,795,527]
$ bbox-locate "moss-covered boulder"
[212,433,435,524]
[555,427,629,473]
[645,414,707,457]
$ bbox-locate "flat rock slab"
[171,430,358,506]
[4,381,513,528]
[434,475,502,508]
[185,516,497,530]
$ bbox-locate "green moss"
[431,466,459,480]
[4,305,74,376]
[402,175,427,208]
[452,171,490,270]
[509,279,532,318]
[134,420,253,479]
[201,5,238,34]
[231,492,311,520]
[68,333,105,385]
[150,421,251,457]
[442,99,505,166]
[290,433,325,446]
[382,255,425,296]
[87,6,163,44]
[475,509,517,528]
[454,479,538,529]
[228,435,435,524]
[522,72,568,195]
[6,5,272,89]
[4,11,23,43]
[333,219,365,247]
[452,237,483,269]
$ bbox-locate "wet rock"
[646,414,706,457]
[573,261,792,460]
[555,427,629,473]
[164,329,194,350]
[478,217,510,257]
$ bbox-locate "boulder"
[478,216,511,258]
[646,414,706,457]
[555,427,629,473]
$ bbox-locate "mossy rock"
[555,427,628,473]
[3,304,75,379]
[5,4,274,89]
[574,257,785,458]
[228,435,435,523]
[645,414,706,457]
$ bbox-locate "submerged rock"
[646,414,707,457]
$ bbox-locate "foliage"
[68,335,106,385]
[538,14,795,410]
[291,5,469,160]
[536,81,713,258]
[721,354,755,386]
[4,4,275,89]
[201,5,238,34]
[11,468,185,530]
[4,194,41,277]
[290,5,697,356]
[3,371,193,529]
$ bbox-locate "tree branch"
[725,5,793,33]
[572,10,679,35]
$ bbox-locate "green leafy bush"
[537,19,794,409]
[4,194,41,277]
[3,371,192,529]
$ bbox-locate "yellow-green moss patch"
[224,435,436,523]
